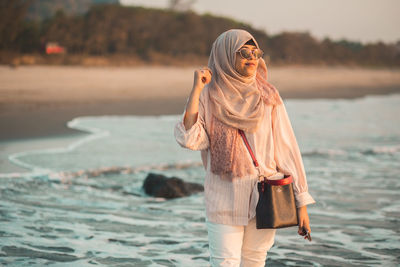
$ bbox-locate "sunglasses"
[237,47,264,60]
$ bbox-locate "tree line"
[1,1,399,67]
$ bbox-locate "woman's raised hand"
[193,67,212,91]
[183,67,212,130]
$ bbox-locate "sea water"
[0,94,399,266]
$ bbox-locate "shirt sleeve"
[174,95,210,151]
[272,101,316,207]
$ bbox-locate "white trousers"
[206,217,276,267]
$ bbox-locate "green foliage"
[1,2,399,66]
[0,0,32,50]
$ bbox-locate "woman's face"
[234,44,259,77]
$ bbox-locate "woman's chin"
[236,64,257,77]
[243,70,256,77]
[246,66,257,74]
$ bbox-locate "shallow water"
[1,94,399,266]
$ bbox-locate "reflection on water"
[1,94,399,266]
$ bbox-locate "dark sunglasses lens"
[254,49,263,59]
[240,48,252,59]
[239,48,263,59]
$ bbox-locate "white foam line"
[0,169,50,179]
[4,116,110,178]
[46,160,203,181]
[2,114,186,179]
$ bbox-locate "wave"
[361,145,400,155]
[51,161,203,180]
[302,148,347,157]
[303,145,400,158]
[0,169,50,179]
[0,161,203,180]
[5,116,110,176]
[1,115,188,179]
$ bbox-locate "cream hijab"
[207,29,281,133]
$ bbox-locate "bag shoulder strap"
[239,129,293,187]
[238,129,259,168]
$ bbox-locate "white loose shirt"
[174,88,315,225]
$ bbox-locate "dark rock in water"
[143,173,204,199]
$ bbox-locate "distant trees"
[1,2,399,67]
[0,0,32,50]
[267,32,322,64]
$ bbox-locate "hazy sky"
[121,0,400,44]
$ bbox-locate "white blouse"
[174,88,315,225]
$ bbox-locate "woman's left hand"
[297,205,311,240]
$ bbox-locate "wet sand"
[1,65,399,140]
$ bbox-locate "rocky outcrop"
[143,173,204,199]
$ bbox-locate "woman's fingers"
[193,67,212,91]
[195,68,212,85]
[204,67,213,76]
[200,67,212,84]
[297,206,311,237]
[298,220,305,236]
[298,217,312,241]
[201,73,207,83]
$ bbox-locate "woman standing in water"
[174,29,315,266]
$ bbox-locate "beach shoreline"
[1,65,399,140]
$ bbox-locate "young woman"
[174,29,315,267]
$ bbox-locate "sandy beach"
[1,65,400,140]
[1,65,400,265]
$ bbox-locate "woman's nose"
[249,52,257,60]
